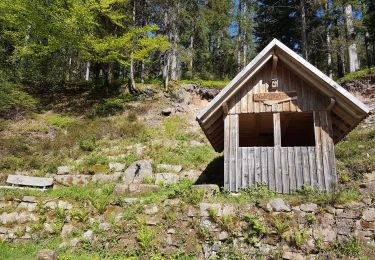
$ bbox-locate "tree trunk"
[237,0,242,71]
[189,34,194,76]
[163,52,170,91]
[365,32,371,68]
[326,27,333,78]
[170,1,179,81]
[140,61,145,84]
[129,58,136,92]
[129,0,137,92]
[300,0,308,60]
[345,4,359,72]
[337,46,345,78]
[170,44,178,81]
[85,61,90,81]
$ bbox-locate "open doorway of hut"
[280,112,315,147]
[239,113,274,147]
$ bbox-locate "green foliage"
[295,185,360,205]
[272,214,291,238]
[137,226,155,252]
[122,203,143,220]
[43,114,76,128]
[197,226,210,241]
[166,179,204,205]
[334,239,362,257]
[243,214,269,244]
[337,66,375,83]
[0,82,37,119]
[336,128,375,180]
[293,229,309,249]
[305,213,316,225]
[219,215,235,232]
[79,136,97,152]
[70,208,90,223]
[14,227,25,238]
[91,98,125,116]
[178,79,229,89]
[242,183,276,202]
[207,208,218,221]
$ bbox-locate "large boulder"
[57,166,71,175]
[123,160,153,185]
[92,172,122,183]
[61,224,74,240]
[362,208,375,222]
[155,173,179,185]
[37,249,58,260]
[267,198,291,212]
[108,162,125,172]
[114,183,159,195]
[157,164,182,173]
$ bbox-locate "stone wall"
[0,193,374,258]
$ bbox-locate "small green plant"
[143,176,156,185]
[31,222,43,232]
[123,203,143,220]
[314,235,325,252]
[272,215,291,239]
[305,213,316,225]
[163,210,177,221]
[137,226,155,251]
[70,208,90,223]
[43,114,76,128]
[92,98,124,116]
[166,179,204,205]
[293,229,309,249]
[219,215,234,231]
[79,136,96,152]
[334,239,362,257]
[14,227,25,237]
[207,208,218,221]
[197,226,210,241]
[242,183,276,202]
[243,214,269,245]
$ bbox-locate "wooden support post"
[273,113,282,192]
[273,113,281,146]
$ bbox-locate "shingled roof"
[196,39,370,152]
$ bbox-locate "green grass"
[42,114,77,128]
[337,66,375,83]
[336,128,375,181]
[178,79,229,89]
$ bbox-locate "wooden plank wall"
[228,61,330,114]
[224,101,337,193]
[229,145,336,192]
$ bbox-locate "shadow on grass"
[195,156,224,187]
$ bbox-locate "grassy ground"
[0,83,374,259]
[337,66,375,83]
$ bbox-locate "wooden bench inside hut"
[197,39,370,194]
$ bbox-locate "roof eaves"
[196,38,278,122]
[274,39,370,114]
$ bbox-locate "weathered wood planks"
[234,145,331,193]
[227,60,328,115]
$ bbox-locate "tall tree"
[344,3,360,72]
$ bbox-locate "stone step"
[6,175,53,189]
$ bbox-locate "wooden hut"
[196,39,370,193]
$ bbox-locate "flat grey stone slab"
[6,175,53,188]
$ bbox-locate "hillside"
[0,80,375,259]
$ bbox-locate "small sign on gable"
[253,91,297,105]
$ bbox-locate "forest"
[0,0,375,118]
